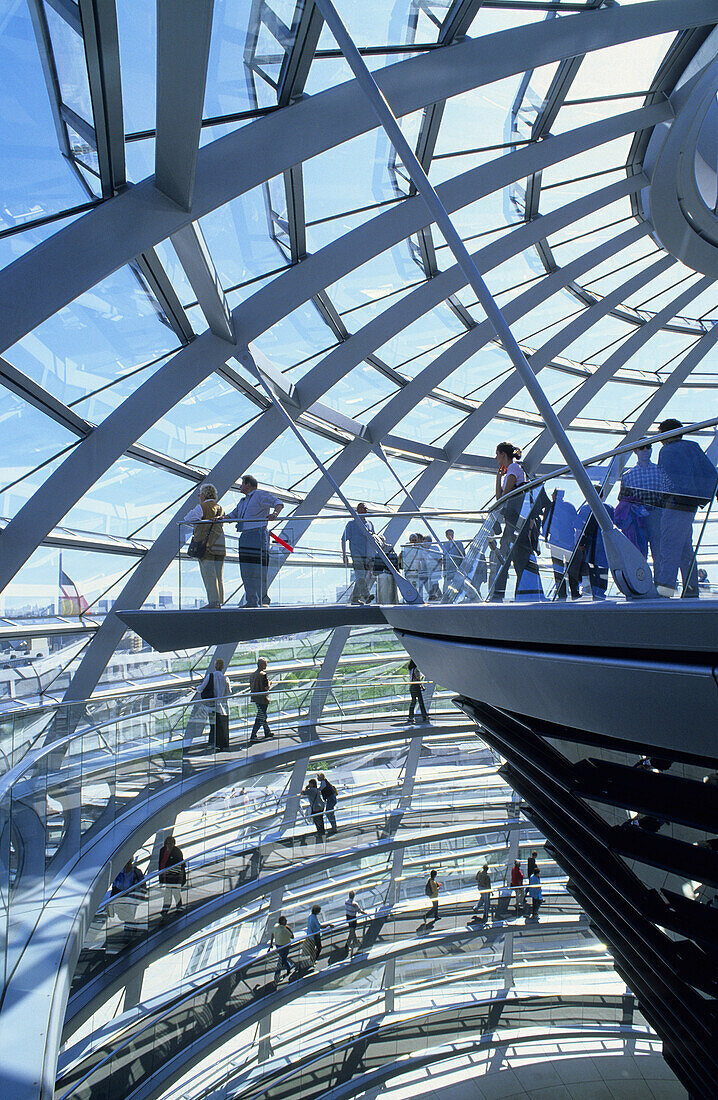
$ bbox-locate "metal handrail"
[0,678,461,801]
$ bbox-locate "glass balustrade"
[169,430,717,611]
[68,790,544,1005]
[0,676,477,1003]
[56,867,583,1100]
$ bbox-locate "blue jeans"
[250,702,270,739]
[239,529,269,607]
[275,944,291,978]
[657,508,698,595]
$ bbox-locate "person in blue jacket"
[655,419,718,597]
[542,489,580,598]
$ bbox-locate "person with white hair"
[183,482,226,608]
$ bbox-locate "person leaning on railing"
[224,473,283,608]
[183,483,226,608]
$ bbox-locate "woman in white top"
[492,442,532,600]
[183,483,226,608]
[198,657,231,750]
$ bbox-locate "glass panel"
[0,5,88,233]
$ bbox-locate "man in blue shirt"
[619,443,667,580]
[225,474,283,607]
[655,420,717,597]
[306,903,328,961]
[341,503,376,604]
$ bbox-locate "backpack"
[425,879,434,897]
[200,673,215,700]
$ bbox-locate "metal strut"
[313,0,656,599]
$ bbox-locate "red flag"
[269,531,294,553]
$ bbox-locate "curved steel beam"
[1,726,432,1100]
[64,797,496,1037]
[382,254,676,542]
[0,107,661,595]
[1,0,707,353]
[63,915,586,1100]
[56,155,653,713]
[249,227,661,581]
[522,274,713,470]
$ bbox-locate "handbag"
[187,518,215,560]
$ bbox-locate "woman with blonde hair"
[183,483,226,607]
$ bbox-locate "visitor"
[269,914,294,982]
[341,503,376,604]
[655,420,717,597]
[422,536,442,600]
[107,857,145,924]
[248,656,273,743]
[424,868,442,923]
[486,537,502,594]
[400,533,424,600]
[542,489,580,598]
[307,903,329,960]
[441,528,465,597]
[618,444,666,575]
[510,859,525,912]
[317,771,338,834]
[527,851,538,878]
[183,482,226,607]
[225,474,283,607]
[158,835,186,918]
[475,863,492,921]
[407,659,428,724]
[302,779,326,839]
[372,534,398,604]
[344,890,366,953]
[528,865,543,920]
[199,657,231,750]
[491,443,532,600]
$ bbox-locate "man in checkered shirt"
[619,443,666,576]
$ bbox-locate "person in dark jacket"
[317,771,338,834]
[655,420,717,597]
[475,863,492,921]
[107,858,145,923]
[424,868,442,923]
[407,660,429,724]
[159,835,186,917]
[248,657,273,743]
[527,851,538,878]
[302,779,325,839]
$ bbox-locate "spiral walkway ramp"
[2,2,718,1098]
